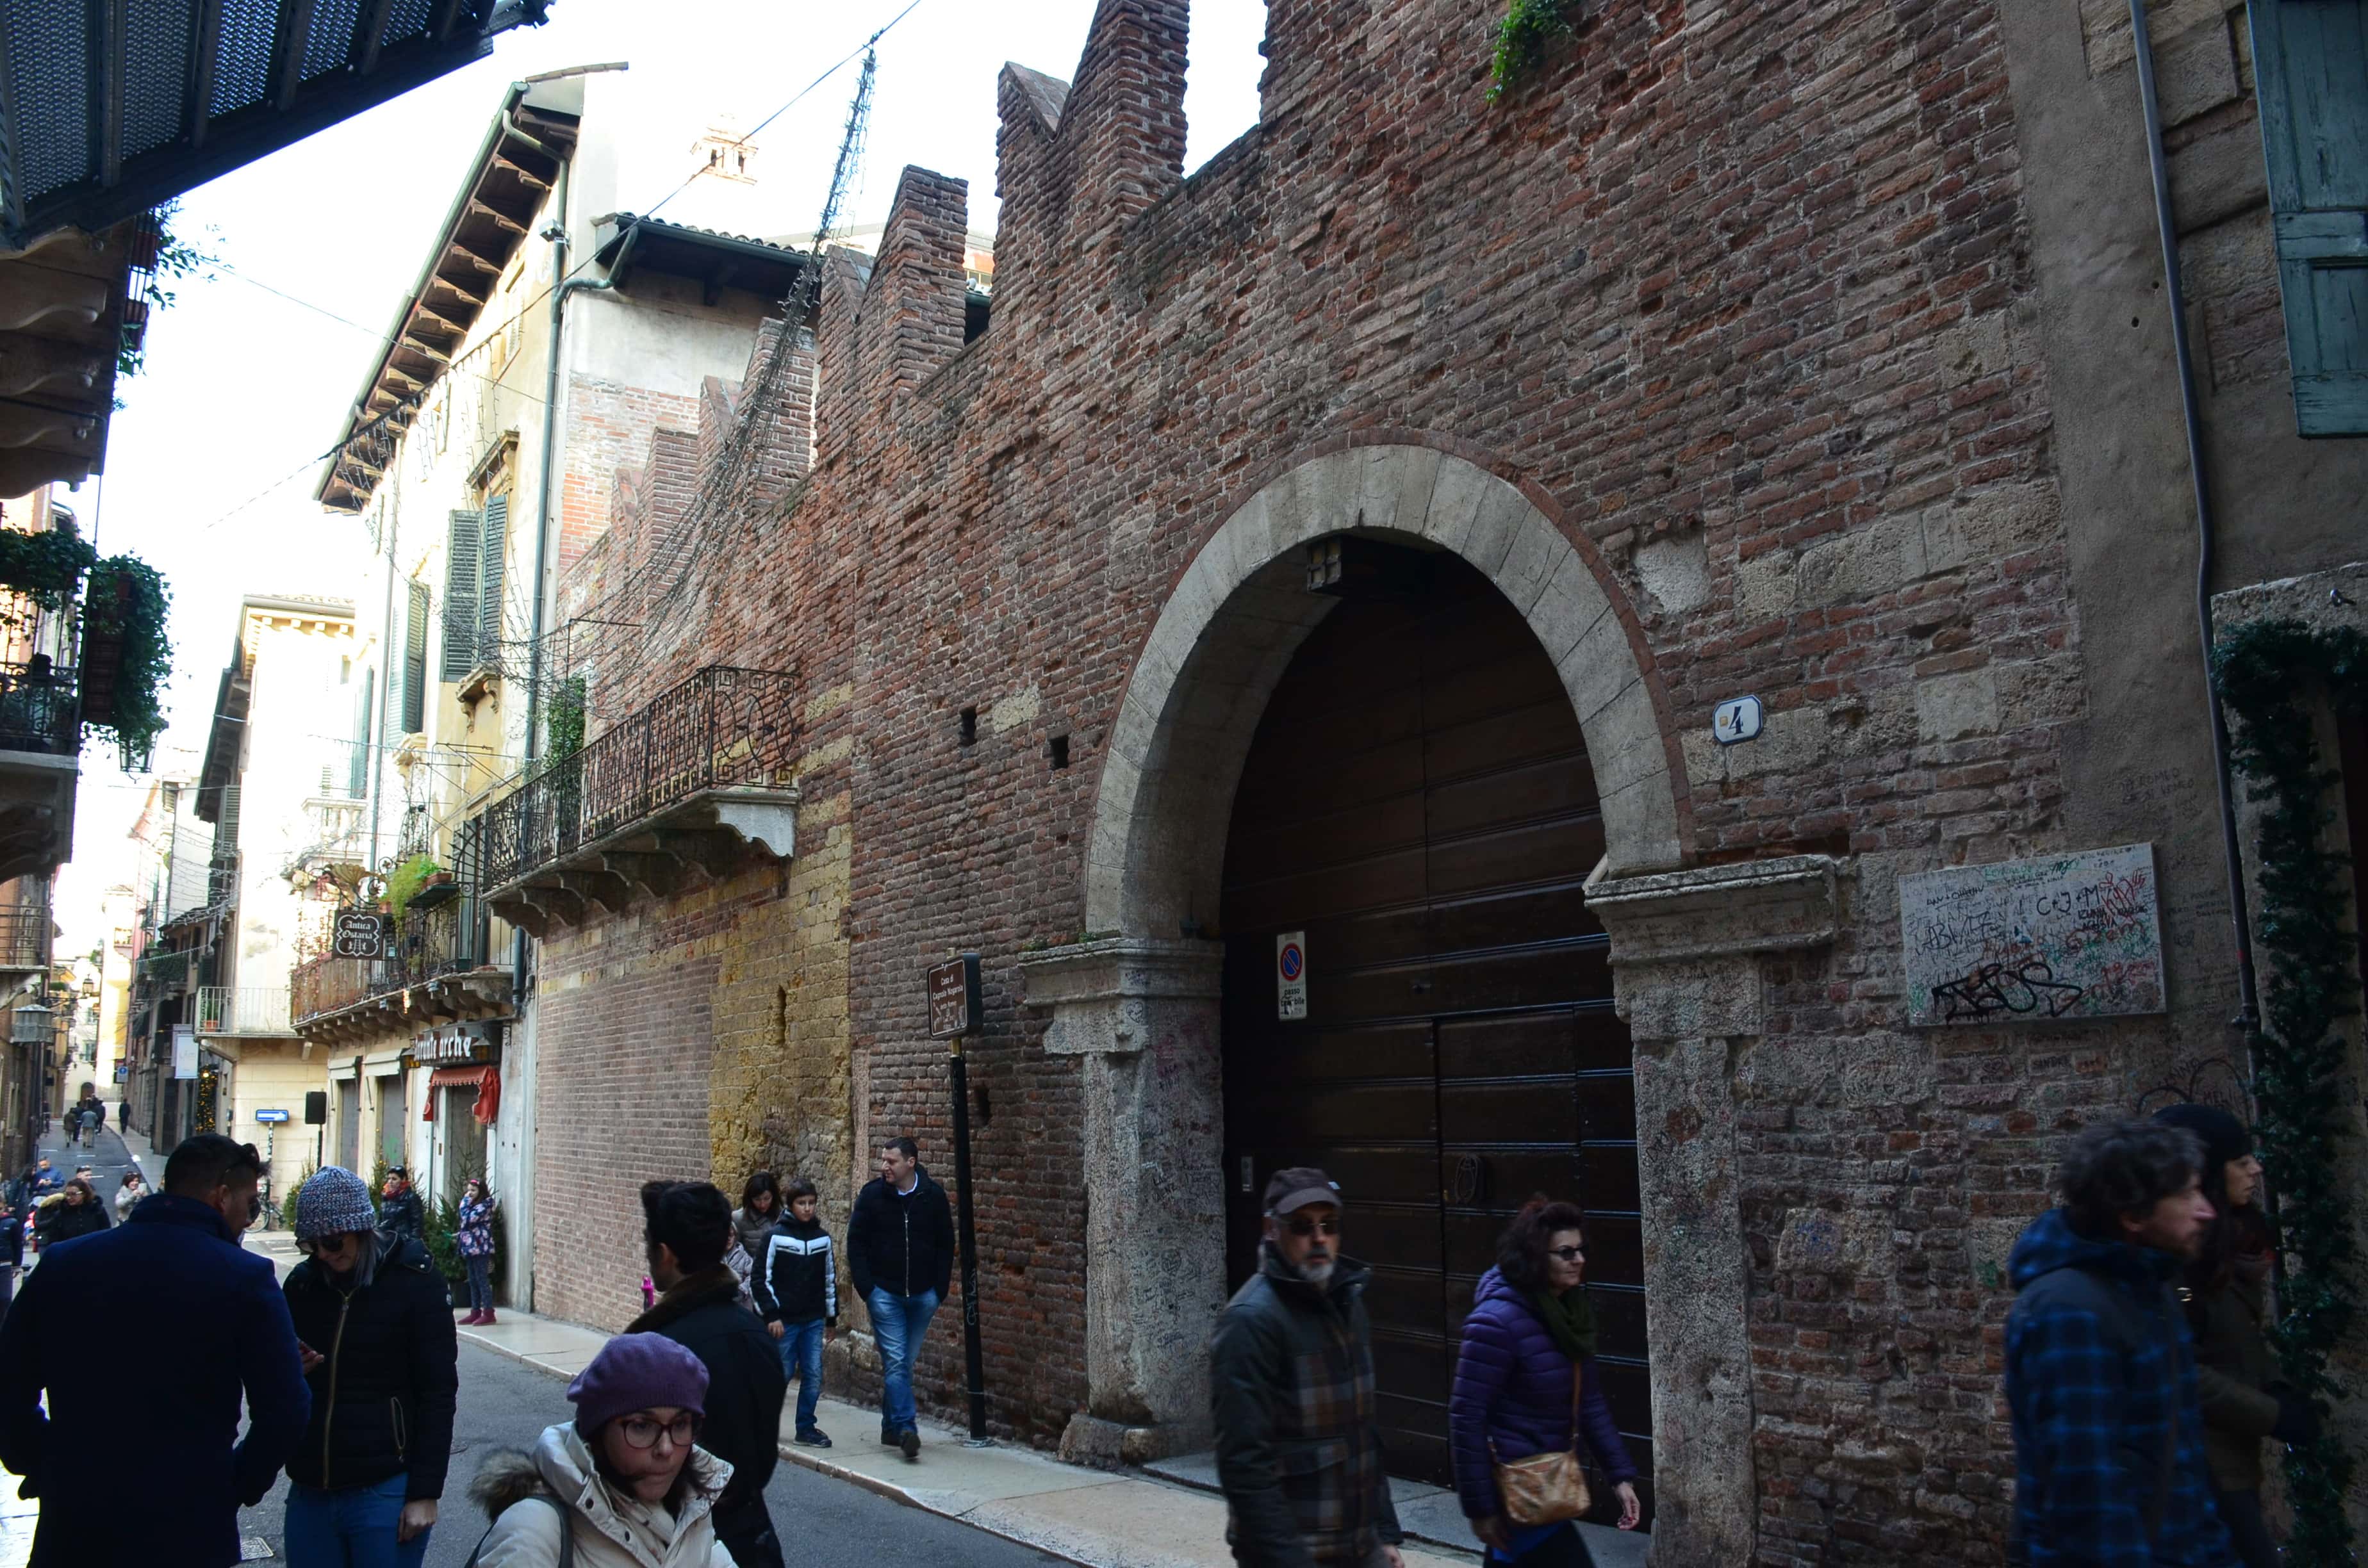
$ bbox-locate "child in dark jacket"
[754,1177,837,1447]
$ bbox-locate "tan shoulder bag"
[1489,1363,1593,1527]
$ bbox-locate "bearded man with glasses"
[1211,1167,1407,1568]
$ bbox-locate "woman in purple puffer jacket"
[1449,1197,1641,1566]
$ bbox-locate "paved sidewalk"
[458,1309,1645,1568]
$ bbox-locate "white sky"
[49,0,1272,958]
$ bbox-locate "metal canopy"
[0,0,554,250]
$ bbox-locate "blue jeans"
[780,1318,826,1432]
[285,1472,430,1568]
[867,1286,940,1433]
[465,1254,493,1312]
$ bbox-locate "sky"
[48,0,1272,959]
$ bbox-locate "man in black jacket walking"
[845,1136,955,1460]
[634,1179,787,1568]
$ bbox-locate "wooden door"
[1220,552,1652,1515]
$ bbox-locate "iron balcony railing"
[0,901,49,970]
[473,666,796,891]
[0,660,78,755]
[136,947,193,993]
[290,896,484,1025]
[194,985,292,1036]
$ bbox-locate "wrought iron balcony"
[136,947,193,993]
[0,661,78,757]
[472,666,798,936]
[194,985,292,1037]
[0,901,49,972]
[290,896,508,1042]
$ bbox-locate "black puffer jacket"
[628,1266,784,1528]
[35,1196,107,1247]
[845,1168,954,1302]
[377,1186,425,1243]
[282,1234,458,1499]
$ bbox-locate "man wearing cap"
[1211,1167,1405,1568]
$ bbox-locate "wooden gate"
[1219,551,1652,1515]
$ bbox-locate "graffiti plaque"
[1900,844,2165,1027]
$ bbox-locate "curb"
[456,1324,1095,1567]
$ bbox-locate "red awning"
[423,1065,499,1125]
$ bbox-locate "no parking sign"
[1276,931,1308,1021]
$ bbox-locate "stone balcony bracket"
[485,783,801,938]
[293,967,513,1045]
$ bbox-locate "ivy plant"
[2212,616,2368,1565]
[83,555,172,769]
[546,674,587,762]
[0,525,96,617]
[1488,0,1580,103]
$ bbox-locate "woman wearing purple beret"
[461,1332,736,1566]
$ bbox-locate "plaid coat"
[1211,1246,1404,1567]
[2005,1208,2236,1567]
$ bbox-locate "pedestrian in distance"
[0,1133,308,1565]
[733,1172,780,1261]
[846,1136,954,1460]
[34,1177,107,1249]
[630,1180,786,1568]
[1449,1197,1641,1566]
[283,1166,460,1567]
[456,1175,500,1325]
[2152,1104,2314,1568]
[463,1332,736,1567]
[117,1095,129,1134]
[753,1175,837,1448]
[379,1164,426,1243]
[0,1198,23,1324]
[1211,1166,1406,1568]
[112,1170,146,1225]
[2005,1119,2238,1567]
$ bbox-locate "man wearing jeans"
[846,1137,955,1460]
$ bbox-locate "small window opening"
[959,707,978,747]
[1048,734,1071,770]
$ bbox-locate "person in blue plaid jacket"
[2005,1120,2238,1567]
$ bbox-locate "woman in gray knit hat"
[282,1166,459,1567]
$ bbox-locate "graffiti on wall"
[1900,843,2166,1026]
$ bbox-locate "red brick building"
[486,2,2368,1561]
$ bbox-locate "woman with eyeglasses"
[462,1332,736,1566]
[1448,1196,1641,1567]
[282,1166,459,1567]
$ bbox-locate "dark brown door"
[1221,551,1652,1517]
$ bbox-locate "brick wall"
[506,0,2288,1552]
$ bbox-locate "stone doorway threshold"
[1142,1453,1650,1568]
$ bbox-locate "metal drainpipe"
[513,147,615,998]
[2129,0,2262,1038]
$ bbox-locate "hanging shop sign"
[408,1024,493,1067]
[1900,843,2166,1027]
[1276,931,1308,1021]
[927,954,982,1041]
[331,910,388,960]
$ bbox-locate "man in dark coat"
[844,1136,955,1458]
[2005,1119,2237,1568]
[633,1179,787,1568]
[1210,1167,1404,1568]
[0,1134,308,1566]
[377,1164,425,1242]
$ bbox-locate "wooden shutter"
[2252,0,2368,436]
[441,509,482,680]
[478,494,509,666]
[403,580,430,735]
[349,680,372,797]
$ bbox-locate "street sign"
[1713,694,1764,745]
[1276,931,1308,1020]
[927,954,982,1041]
[331,910,388,959]
[254,1107,290,1124]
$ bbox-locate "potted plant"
[425,1196,469,1307]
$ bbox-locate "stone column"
[1019,936,1227,1465]
[1583,854,1846,1568]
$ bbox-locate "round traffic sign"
[1278,942,1304,981]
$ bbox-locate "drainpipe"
[2129,0,2262,1038]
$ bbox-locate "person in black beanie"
[2152,1102,2314,1568]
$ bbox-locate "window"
[387,581,429,740]
[2251,0,2368,436]
[439,495,510,681]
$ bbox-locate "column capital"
[1019,937,1223,1056]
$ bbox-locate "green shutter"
[441,510,482,680]
[478,494,509,667]
[2251,0,2368,436]
[403,580,430,735]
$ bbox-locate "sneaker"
[794,1428,833,1448]
[880,1428,899,1446]
[898,1426,920,1460]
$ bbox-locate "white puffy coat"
[463,1422,736,1568]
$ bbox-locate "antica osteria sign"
[1899,844,2166,1026]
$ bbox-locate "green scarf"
[1526,1286,1598,1361]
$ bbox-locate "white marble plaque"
[1900,844,2165,1026]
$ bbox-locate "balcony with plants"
[289,844,507,1043]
